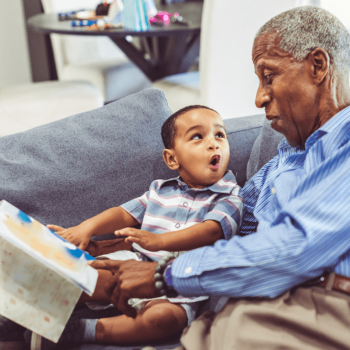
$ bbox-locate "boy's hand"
[47,224,93,251]
[115,228,163,251]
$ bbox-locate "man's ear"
[309,48,330,84]
[162,149,179,170]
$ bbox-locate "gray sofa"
[0,88,282,349]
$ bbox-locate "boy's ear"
[162,149,179,170]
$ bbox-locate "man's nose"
[255,83,271,108]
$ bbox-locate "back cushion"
[0,88,174,228]
[225,114,264,186]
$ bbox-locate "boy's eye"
[192,134,202,140]
[216,132,225,138]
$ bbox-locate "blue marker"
[71,20,97,27]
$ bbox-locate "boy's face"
[170,108,230,189]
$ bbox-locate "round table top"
[27,1,203,38]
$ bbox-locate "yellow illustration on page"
[3,214,79,271]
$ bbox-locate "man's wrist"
[163,260,175,288]
[154,252,179,298]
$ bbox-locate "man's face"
[172,108,230,189]
[253,33,320,147]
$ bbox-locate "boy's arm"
[115,220,223,252]
[116,186,244,252]
[48,207,138,250]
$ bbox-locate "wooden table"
[27,1,203,82]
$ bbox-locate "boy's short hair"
[161,105,218,149]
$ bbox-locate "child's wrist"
[79,220,97,238]
[157,234,167,251]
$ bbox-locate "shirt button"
[271,187,276,195]
[175,223,180,228]
[183,202,188,207]
[185,267,192,274]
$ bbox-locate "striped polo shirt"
[121,170,243,261]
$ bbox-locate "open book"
[0,200,98,342]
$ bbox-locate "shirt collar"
[305,105,350,149]
[277,104,350,152]
[160,170,237,194]
[318,104,350,134]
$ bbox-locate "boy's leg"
[96,299,188,343]
[27,300,188,349]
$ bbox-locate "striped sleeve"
[120,190,150,224]
[203,185,244,240]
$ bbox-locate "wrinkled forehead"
[252,32,291,65]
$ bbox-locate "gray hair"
[255,6,350,76]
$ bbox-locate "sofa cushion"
[225,114,265,186]
[0,88,174,228]
[246,117,285,181]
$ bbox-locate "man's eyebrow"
[256,61,266,69]
[256,59,280,72]
[255,61,267,73]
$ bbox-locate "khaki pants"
[176,280,350,350]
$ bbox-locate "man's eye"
[192,134,202,140]
[216,132,225,138]
[264,75,273,84]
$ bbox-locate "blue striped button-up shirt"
[172,105,350,298]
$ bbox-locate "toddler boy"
[35,105,244,347]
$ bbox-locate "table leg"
[110,32,200,81]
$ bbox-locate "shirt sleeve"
[203,185,244,240]
[171,140,350,299]
[120,190,150,224]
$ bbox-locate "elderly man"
[89,5,350,350]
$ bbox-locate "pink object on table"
[149,11,173,26]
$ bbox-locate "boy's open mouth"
[210,155,220,168]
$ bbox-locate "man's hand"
[89,259,160,317]
[115,228,163,251]
[47,224,93,251]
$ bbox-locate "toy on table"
[149,11,191,26]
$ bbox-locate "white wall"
[0,0,31,88]
[320,0,350,29]
[200,0,306,120]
